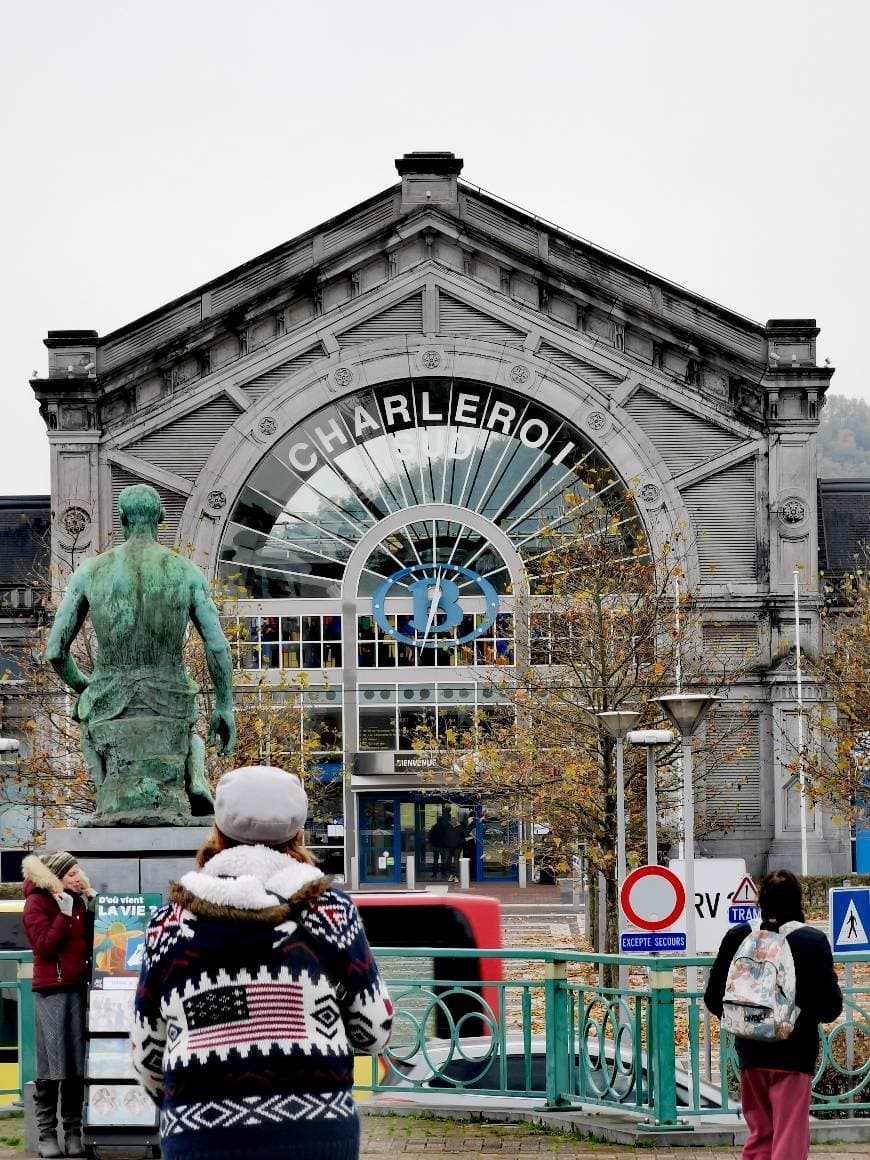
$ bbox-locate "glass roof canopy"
[219,379,635,599]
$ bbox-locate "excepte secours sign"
[619,865,686,954]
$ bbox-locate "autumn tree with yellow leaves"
[415,475,754,957]
[795,548,870,823]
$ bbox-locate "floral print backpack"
[721,921,803,1041]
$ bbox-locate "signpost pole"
[646,745,657,867]
[628,730,674,869]
[651,696,717,1015]
[596,710,641,1000]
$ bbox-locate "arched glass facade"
[220,379,629,598]
[219,380,636,883]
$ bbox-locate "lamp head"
[595,708,642,740]
[651,693,717,737]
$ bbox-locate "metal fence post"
[542,955,570,1109]
[649,965,678,1127]
[17,958,36,1095]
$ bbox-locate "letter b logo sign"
[408,575,462,634]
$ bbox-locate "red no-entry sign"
[620,865,686,931]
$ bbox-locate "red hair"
[195,825,317,868]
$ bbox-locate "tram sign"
[728,874,759,924]
[620,865,685,931]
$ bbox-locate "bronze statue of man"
[45,484,236,826]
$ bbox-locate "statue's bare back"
[84,541,203,670]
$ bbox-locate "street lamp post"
[650,694,717,996]
[596,709,642,889]
[627,729,675,866]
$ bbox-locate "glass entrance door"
[360,797,398,882]
[359,794,514,883]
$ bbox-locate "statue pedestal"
[44,826,212,902]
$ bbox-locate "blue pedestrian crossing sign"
[830,887,870,953]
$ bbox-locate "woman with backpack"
[704,869,842,1160]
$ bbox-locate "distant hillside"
[818,394,870,478]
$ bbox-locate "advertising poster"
[92,894,162,983]
[86,1083,157,1128]
[87,1038,137,1081]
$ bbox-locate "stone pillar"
[761,320,846,872]
[32,330,104,593]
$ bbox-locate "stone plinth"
[44,825,211,901]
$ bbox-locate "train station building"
[29,152,846,880]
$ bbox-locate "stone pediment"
[765,644,822,686]
[35,152,812,443]
[101,264,762,460]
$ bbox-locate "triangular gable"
[437,291,525,346]
[244,344,328,401]
[127,394,243,482]
[337,293,424,345]
[624,389,742,474]
[537,342,624,393]
[682,457,757,582]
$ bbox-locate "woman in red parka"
[23,851,95,1159]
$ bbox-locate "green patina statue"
[45,484,236,826]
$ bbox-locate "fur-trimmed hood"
[22,854,92,897]
[170,845,329,924]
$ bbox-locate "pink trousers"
[740,1068,812,1160]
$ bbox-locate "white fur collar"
[178,845,324,910]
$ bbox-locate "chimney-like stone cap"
[395,152,464,177]
[44,330,99,348]
[766,319,819,335]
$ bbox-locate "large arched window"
[219,379,637,599]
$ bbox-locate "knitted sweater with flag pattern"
[131,846,393,1160]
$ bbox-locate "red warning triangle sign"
[732,875,758,904]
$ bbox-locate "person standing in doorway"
[23,851,95,1158]
[460,812,477,882]
[443,812,467,884]
[704,869,842,1160]
[428,813,449,879]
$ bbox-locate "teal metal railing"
[4,943,870,1125]
[0,950,34,1104]
[361,946,870,1127]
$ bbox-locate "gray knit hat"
[214,765,309,845]
[41,850,77,879]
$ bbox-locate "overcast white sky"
[2,0,867,495]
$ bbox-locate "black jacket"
[704,921,843,1075]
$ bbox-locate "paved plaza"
[3,1109,870,1157]
[358,1115,870,1156]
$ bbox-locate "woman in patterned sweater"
[132,766,393,1160]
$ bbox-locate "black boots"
[34,1079,62,1158]
[61,1077,85,1157]
[34,1077,85,1158]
